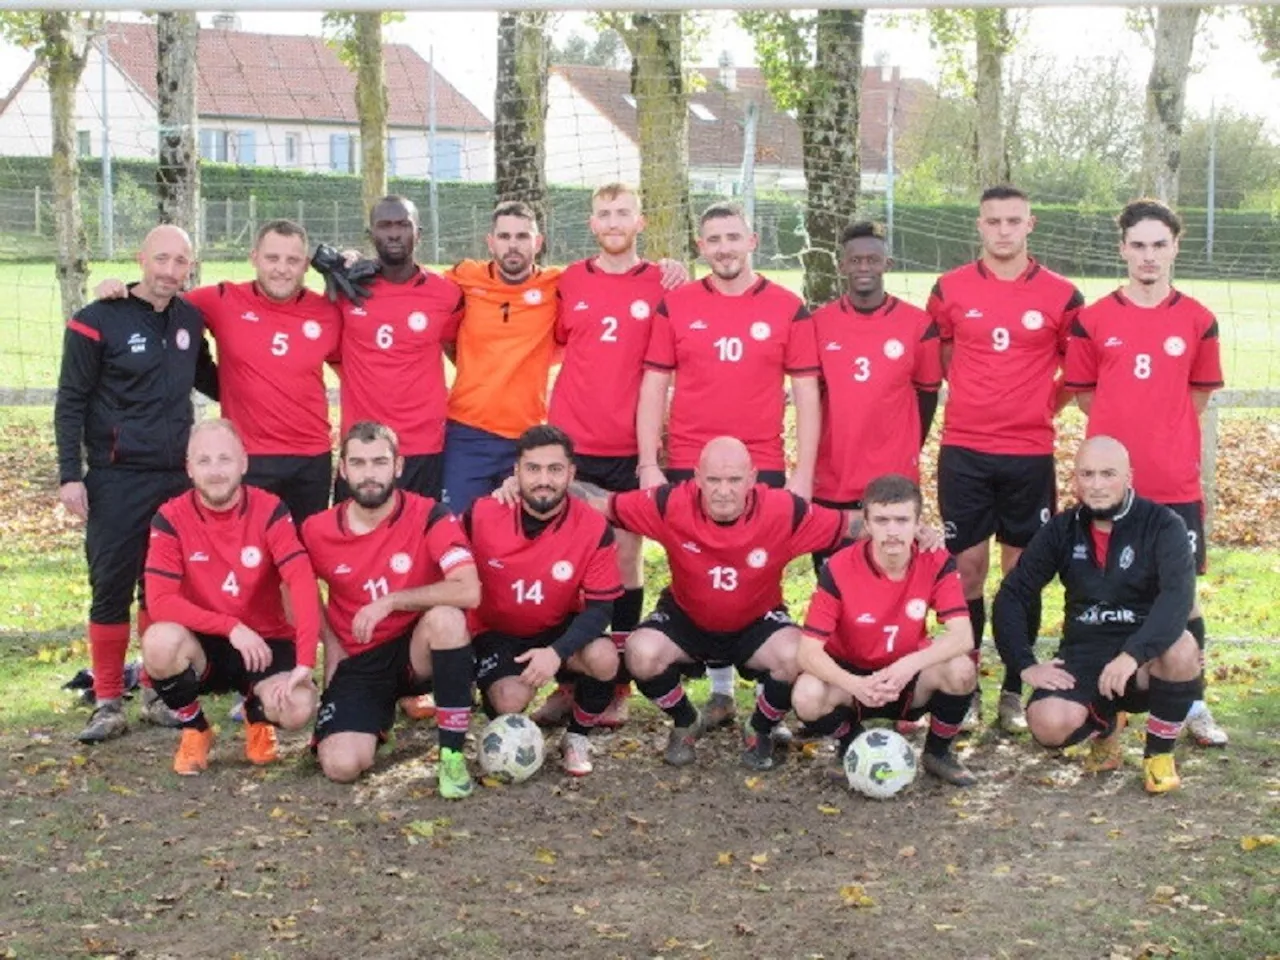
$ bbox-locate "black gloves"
[311,243,381,306]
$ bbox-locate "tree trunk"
[627,13,692,263]
[973,8,1010,188]
[155,12,201,283]
[495,12,548,234]
[354,12,388,218]
[40,13,90,317]
[1140,6,1202,204]
[799,9,863,305]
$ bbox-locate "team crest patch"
[1022,310,1045,331]
[1040,507,1052,524]
[1119,545,1135,570]
[630,300,650,320]
[905,598,928,621]
[551,560,575,582]
[750,322,771,341]
[523,288,543,305]
[240,546,262,569]
[303,320,322,340]
[746,548,768,569]
[883,338,905,360]
[390,552,413,574]
[407,311,428,333]
[1164,336,1186,357]
[174,328,191,351]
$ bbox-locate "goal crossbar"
[1,0,1242,12]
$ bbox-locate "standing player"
[535,184,668,727]
[994,437,1204,793]
[927,185,1085,732]
[809,221,942,569]
[636,201,822,727]
[142,420,320,774]
[55,225,219,743]
[793,475,977,786]
[301,422,480,796]
[466,426,623,775]
[1064,199,1227,746]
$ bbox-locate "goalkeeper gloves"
[311,243,381,306]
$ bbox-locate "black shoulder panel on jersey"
[816,563,841,600]
[461,506,474,539]
[151,511,178,535]
[792,303,812,321]
[929,279,944,303]
[597,524,616,549]
[653,484,673,517]
[426,500,453,532]
[1070,317,1090,338]
[1065,288,1086,311]
[217,281,229,297]
[1202,319,1219,340]
[788,492,809,533]
[937,554,958,581]
[921,320,941,342]
[267,499,292,527]
[655,299,669,317]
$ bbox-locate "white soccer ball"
[843,728,918,799]
[478,713,546,783]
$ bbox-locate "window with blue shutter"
[434,137,462,180]
[237,130,256,165]
[386,136,397,177]
[329,133,349,172]
[199,128,215,160]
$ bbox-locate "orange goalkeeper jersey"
[446,259,562,439]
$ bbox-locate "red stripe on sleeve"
[67,319,101,342]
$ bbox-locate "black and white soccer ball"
[478,713,546,783]
[843,728,917,799]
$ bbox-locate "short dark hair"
[515,424,574,461]
[341,420,399,460]
[979,185,1029,204]
[370,195,419,228]
[840,220,886,245]
[1117,198,1182,239]
[862,474,923,515]
[254,218,308,249]
[492,200,539,233]
[699,200,750,231]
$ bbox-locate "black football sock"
[967,597,986,650]
[636,668,697,728]
[924,691,970,756]
[567,675,613,736]
[802,705,856,741]
[1144,676,1202,757]
[748,677,792,735]
[431,646,474,752]
[612,587,644,633]
[153,666,207,731]
[243,694,268,725]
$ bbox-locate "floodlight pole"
[99,32,115,260]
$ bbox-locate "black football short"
[473,618,576,695]
[937,445,1056,553]
[665,468,786,489]
[245,452,332,523]
[637,590,793,681]
[1162,500,1207,575]
[831,655,927,724]
[312,631,431,744]
[1026,645,1149,721]
[573,453,640,493]
[193,633,296,694]
[333,452,444,504]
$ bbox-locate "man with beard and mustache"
[463,426,623,776]
[301,422,480,796]
[56,224,220,743]
[994,437,1204,793]
[1065,199,1227,748]
[141,420,321,775]
[634,201,822,732]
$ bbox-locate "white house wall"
[545,73,639,188]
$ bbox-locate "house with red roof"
[0,16,492,181]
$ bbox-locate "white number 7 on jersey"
[883,624,899,652]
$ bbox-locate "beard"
[197,480,239,509]
[521,486,565,515]
[1080,488,1133,522]
[374,240,412,267]
[351,480,395,509]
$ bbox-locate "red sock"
[136,609,155,689]
[89,621,132,700]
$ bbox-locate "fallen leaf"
[716,852,734,866]
[750,853,769,866]
[934,923,955,932]
[744,776,764,791]
[1241,834,1278,851]
[533,847,557,865]
[898,845,917,858]
[839,883,876,908]
[817,803,841,815]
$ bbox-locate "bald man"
[55,225,219,743]
[993,437,1203,793]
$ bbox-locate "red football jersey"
[549,259,667,456]
[464,497,623,638]
[184,282,341,456]
[610,482,844,633]
[927,260,1084,455]
[811,295,942,502]
[1065,289,1224,504]
[144,486,322,667]
[644,276,819,471]
[338,269,464,456]
[802,541,967,671]
[300,491,475,655]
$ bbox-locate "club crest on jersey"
[523,288,543,305]
[1164,336,1186,357]
[390,552,413,574]
[1119,545,1135,570]
[630,300,650,320]
[1040,507,1051,524]
[175,328,191,351]
[303,320,323,340]
[750,321,771,341]
[551,560,575,582]
[746,548,768,569]
[883,338,905,360]
[407,311,428,333]
[905,598,928,621]
[240,546,262,568]
[1021,310,1045,331]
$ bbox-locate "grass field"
[3,260,1280,392]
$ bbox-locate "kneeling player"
[793,475,978,787]
[468,426,622,776]
[994,436,1202,793]
[142,420,320,775]
[302,422,480,796]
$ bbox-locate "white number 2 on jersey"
[600,316,619,342]
[221,571,240,598]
